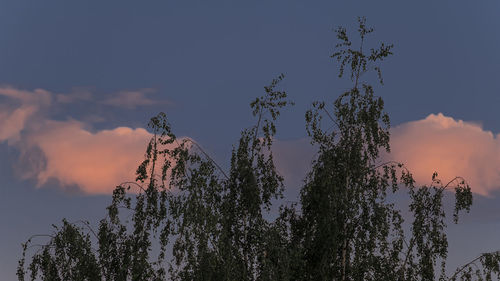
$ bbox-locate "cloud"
[0,86,179,194]
[388,113,500,196]
[102,89,167,109]
[271,114,500,197]
[271,138,317,200]
[2,86,497,197]
[56,89,92,103]
[0,105,37,143]
[0,87,51,143]
[272,139,315,184]
[0,87,51,105]
[21,121,153,194]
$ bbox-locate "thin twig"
[449,251,500,280]
[187,139,229,180]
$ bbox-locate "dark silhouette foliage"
[18,18,500,281]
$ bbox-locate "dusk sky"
[2,1,500,279]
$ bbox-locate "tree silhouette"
[17,17,500,281]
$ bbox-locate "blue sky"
[1,1,500,279]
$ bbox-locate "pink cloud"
[0,86,181,194]
[388,113,500,196]
[24,120,153,194]
[271,114,500,197]
[0,87,51,105]
[3,86,496,197]
[0,106,37,143]
[0,87,51,143]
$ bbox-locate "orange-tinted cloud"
[0,86,180,194]
[0,87,51,105]
[0,87,51,143]
[3,86,497,196]
[0,105,37,143]
[388,113,500,196]
[24,120,153,194]
[272,114,500,197]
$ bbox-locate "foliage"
[17,17,500,281]
[293,16,478,281]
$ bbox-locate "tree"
[292,16,475,281]
[17,74,293,281]
[17,17,500,281]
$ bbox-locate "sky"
[1,0,500,279]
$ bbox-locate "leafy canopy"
[17,17,499,281]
